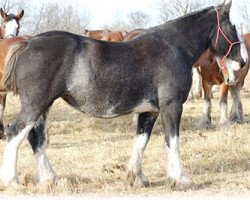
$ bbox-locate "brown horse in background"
[123,29,145,41]
[83,29,128,42]
[0,8,24,39]
[0,8,26,139]
[196,34,250,129]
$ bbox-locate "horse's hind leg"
[126,112,158,187]
[229,85,243,123]
[0,93,7,139]
[0,107,38,186]
[27,108,57,184]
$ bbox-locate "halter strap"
[214,7,242,70]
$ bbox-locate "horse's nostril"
[225,78,230,85]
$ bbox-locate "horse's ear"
[0,8,7,19]
[221,0,232,14]
[17,10,24,20]
[121,30,128,37]
[83,29,88,35]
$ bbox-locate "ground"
[0,73,249,197]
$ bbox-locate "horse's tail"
[1,41,28,95]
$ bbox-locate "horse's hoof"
[167,177,195,191]
[0,132,5,140]
[196,119,212,130]
[39,174,58,186]
[0,171,19,186]
[126,171,150,188]
[230,116,243,124]
[0,127,5,140]
[193,92,202,100]
[218,118,230,127]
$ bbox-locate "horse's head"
[209,0,248,85]
[0,8,24,39]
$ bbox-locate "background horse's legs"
[229,85,243,123]
[192,67,202,99]
[0,107,38,186]
[161,101,192,190]
[197,81,212,129]
[218,83,230,126]
[27,107,57,184]
[0,93,7,139]
[126,112,158,187]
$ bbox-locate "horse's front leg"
[229,85,243,123]
[192,67,202,99]
[197,81,212,129]
[218,83,230,127]
[161,100,193,190]
[0,93,7,139]
[126,112,158,188]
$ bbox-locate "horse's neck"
[163,8,216,66]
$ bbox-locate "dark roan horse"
[0,2,248,189]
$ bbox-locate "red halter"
[214,7,242,70]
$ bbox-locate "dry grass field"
[0,73,249,197]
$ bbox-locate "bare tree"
[102,10,150,30]
[128,10,151,29]
[238,1,250,33]
[19,2,90,35]
[0,0,27,12]
[157,0,217,23]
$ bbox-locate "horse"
[0,2,248,190]
[83,29,128,42]
[196,34,250,129]
[0,8,24,39]
[123,29,146,41]
[0,8,25,139]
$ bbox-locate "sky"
[29,0,250,31]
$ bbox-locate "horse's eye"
[230,25,236,31]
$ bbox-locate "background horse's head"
[209,1,248,85]
[0,8,24,39]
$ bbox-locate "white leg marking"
[0,124,34,185]
[193,67,202,97]
[128,133,148,174]
[36,143,57,183]
[167,136,189,182]
[127,133,150,187]
[0,104,4,121]
[230,88,242,122]
[202,99,211,117]
[219,100,229,125]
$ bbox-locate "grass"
[0,74,249,196]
